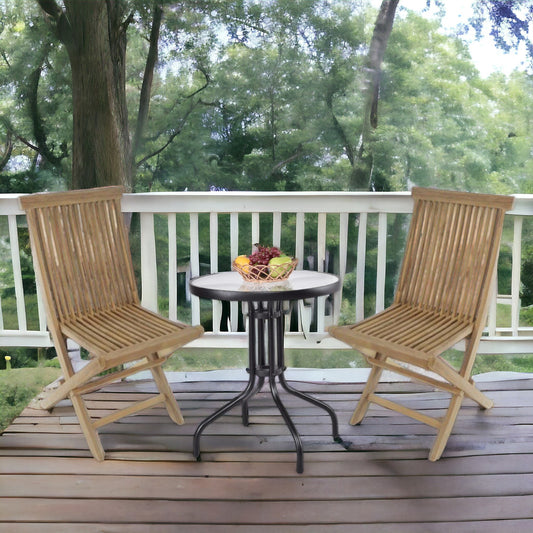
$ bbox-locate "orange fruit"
[234,254,250,272]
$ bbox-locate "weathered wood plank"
[3,472,533,500]
[1,521,532,533]
[1,496,533,523]
[2,453,533,476]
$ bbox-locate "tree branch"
[37,0,72,45]
[136,59,211,165]
[15,135,39,152]
[185,64,211,99]
[132,2,163,159]
[135,102,196,167]
[269,144,304,176]
[36,0,62,19]
[1,50,11,69]
[26,52,68,166]
[0,130,13,171]
[365,0,399,129]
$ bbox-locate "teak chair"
[329,187,514,460]
[20,186,204,461]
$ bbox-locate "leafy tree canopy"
[0,0,532,195]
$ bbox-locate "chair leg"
[350,353,386,425]
[149,355,184,425]
[429,392,464,461]
[70,392,105,461]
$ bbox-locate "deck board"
[1,374,533,531]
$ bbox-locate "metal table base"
[193,300,342,473]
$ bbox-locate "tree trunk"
[350,0,399,190]
[38,0,132,190]
[65,0,131,190]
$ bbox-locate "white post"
[140,213,158,312]
[210,212,222,333]
[230,213,239,332]
[168,214,177,321]
[376,212,387,313]
[8,215,27,331]
[356,213,368,323]
[511,216,523,336]
[190,213,201,326]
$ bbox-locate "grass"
[444,350,533,374]
[166,347,533,375]
[0,367,61,433]
[164,348,370,372]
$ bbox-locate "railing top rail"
[2,191,533,216]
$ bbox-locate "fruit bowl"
[232,258,298,282]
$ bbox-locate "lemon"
[234,254,250,272]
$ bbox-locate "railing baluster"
[356,212,368,322]
[210,213,222,333]
[376,212,387,314]
[317,213,327,332]
[333,212,349,324]
[230,213,239,332]
[140,212,158,312]
[8,215,27,331]
[168,214,177,321]
[189,213,201,326]
[295,212,305,269]
[488,267,497,336]
[295,212,306,334]
[512,216,523,336]
[35,272,47,333]
[273,212,282,249]
[252,213,260,245]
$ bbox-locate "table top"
[189,270,341,302]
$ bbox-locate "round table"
[189,270,343,473]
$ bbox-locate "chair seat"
[330,304,474,368]
[61,303,204,367]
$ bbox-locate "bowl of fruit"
[233,245,298,282]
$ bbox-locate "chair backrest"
[20,187,139,325]
[395,188,514,325]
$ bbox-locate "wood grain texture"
[1,375,532,530]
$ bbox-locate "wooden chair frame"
[329,187,514,460]
[20,186,204,460]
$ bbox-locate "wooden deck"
[1,372,533,532]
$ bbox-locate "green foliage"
[444,350,533,375]
[0,1,532,194]
[0,347,56,370]
[521,305,533,326]
[522,253,533,307]
[0,366,61,432]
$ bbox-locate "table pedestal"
[193,300,341,473]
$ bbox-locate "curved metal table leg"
[193,298,342,472]
[193,372,258,461]
[269,375,304,473]
[279,374,341,442]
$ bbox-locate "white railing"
[1,191,533,354]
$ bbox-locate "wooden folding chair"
[20,186,204,460]
[329,187,514,460]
